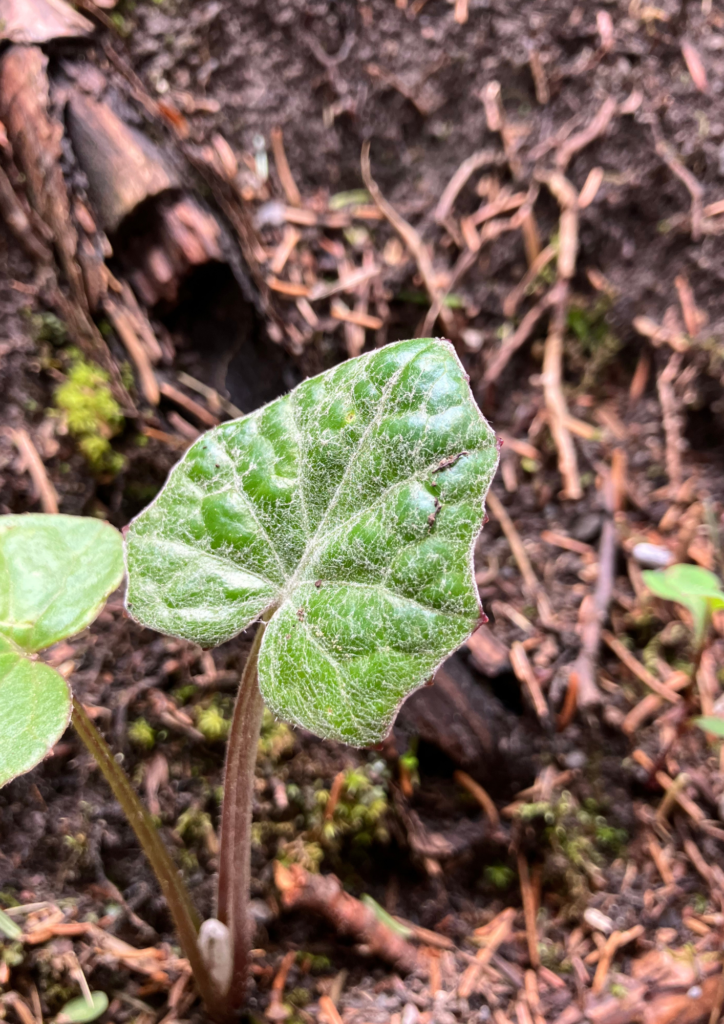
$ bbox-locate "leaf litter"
[1,0,724,1021]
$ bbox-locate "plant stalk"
[216,620,267,1016]
[71,696,219,1014]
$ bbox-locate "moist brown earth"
[1,1,724,1022]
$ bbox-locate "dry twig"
[656,350,685,492]
[10,428,59,513]
[361,141,453,334]
[510,641,550,724]
[434,148,502,224]
[518,854,540,968]
[274,862,418,972]
[270,127,301,207]
[486,490,555,627]
[453,771,500,827]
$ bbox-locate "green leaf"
[0,514,124,653]
[57,991,109,1023]
[126,338,498,745]
[0,634,71,787]
[694,716,724,739]
[0,906,23,940]
[361,894,412,936]
[642,564,724,643]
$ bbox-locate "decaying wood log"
[124,195,225,307]
[0,163,52,262]
[0,47,84,303]
[0,0,93,44]
[396,657,536,797]
[0,46,132,409]
[67,92,180,235]
[274,862,419,973]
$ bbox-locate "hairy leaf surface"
[125,338,498,744]
[0,634,71,787]
[0,513,124,786]
[0,514,125,652]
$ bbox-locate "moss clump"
[258,708,295,761]
[196,703,229,743]
[128,718,155,750]
[312,763,390,850]
[518,792,628,910]
[53,353,124,474]
[566,298,621,393]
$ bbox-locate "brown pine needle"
[270,127,301,206]
[10,427,59,514]
[454,770,500,827]
[518,853,540,968]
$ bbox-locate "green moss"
[28,311,68,346]
[516,792,628,909]
[483,863,516,890]
[310,763,390,854]
[128,718,155,750]
[175,808,214,847]
[53,353,125,474]
[258,708,295,761]
[565,298,622,393]
[196,704,229,743]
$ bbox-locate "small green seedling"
[642,563,724,647]
[125,337,498,1017]
[56,991,109,1024]
[0,514,124,787]
[0,907,22,940]
[694,716,724,739]
[1,339,499,1023]
[126,338,498,743]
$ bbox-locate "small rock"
[571,513,602,543]
[564,750,587,770]
[632,542,673,568]
[402,1004,421,1024]
[584,907,614,934]
[248,899,274,925]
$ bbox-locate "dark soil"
[2,0,724,1021]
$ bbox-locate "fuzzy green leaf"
[0,634,71,787]
[642,563,724,643]
[0,514,124,653]
[694,716,724,739]
[57,992,109,1023]
[0,906,23,940]
[125,338,499,745]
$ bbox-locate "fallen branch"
[0,45,132,409]
[274,862,418,973]
[601,631,682,703]
[503,244,556,319]
[0,164,52,263]
[422,201,533,336]
[104,295,160,407]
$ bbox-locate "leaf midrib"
[283,341,436,597]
